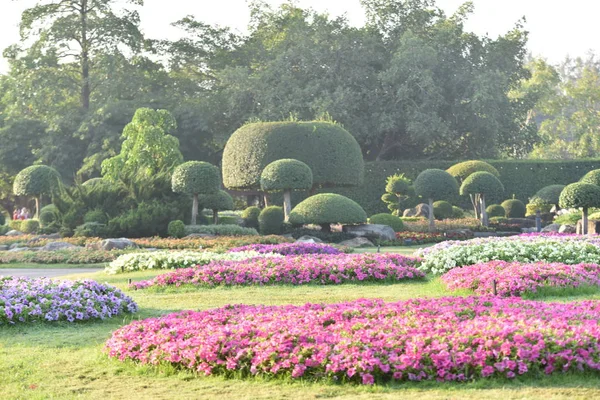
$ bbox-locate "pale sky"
[1,0,599,73]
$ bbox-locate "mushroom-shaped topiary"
[501,199,526,218]
[260,159,313,221]
[172,161,221,225]
[447,160,500,219]
[559,183,600,234]
[13,165,61,218]
[433,201,453,220]
[289,193,367,232]
[413,169,459,231]
[382,173,413,216]
[580,170,600,186]
[198,190,234,225]
[530,184,566,210]
[460,172,504,226]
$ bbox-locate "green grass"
[0,262,106,269]
[2,245,600,399]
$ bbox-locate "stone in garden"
[9,243,24,250]
[6,230,24,236]
[295,235,324,244]
[27,233,61,244]
[520,227,537,233]
[402,203,430,218]
[0,245,8,251]
[507,218,536,228]
[542,223,560,233]
[558,224,576,234]
[342,224,396,241]
[88,238,139,251]
[338,237,375,248]
[576,219,600,235]
[40,242,78,251]
[8,247,30,252]
[185,233,215,239]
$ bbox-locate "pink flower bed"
[130,253,423,289]
[228,242,343,255]
[442,261,600,296]
[106,296,600,384]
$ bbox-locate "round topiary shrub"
[451,206,465,219]
[369,213,404,232]
[21,219,40,234]
[580,170,600,187]
[413,169,459,230]
[433,201,453,220]
[168,220,186,238]
[289,193,367,232]
[385,174,411,195]
[242,206,261,230]
[559,182,600,234]
[13,165,61,218]
[259,206,284,235]
[486,204,506,218]
[531,184,566,208]
[501,199,526,218]
[222,121,364,190]
[261,159,313,221]
[84,209,108,225]
[447,160,500,183]
[172,161,221,225]
[199,190,234,225]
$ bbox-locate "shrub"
[460,172,504,199]
[217,216,239,225]
[526,202,553,216]
[74,222,110,238]
[39,204,60,226]
[21,219,40,234]
[222,121,364,190]
[451,206,465,219]
[168,220,186,238]
[13,165,61,217]
[414,169,458,230]
[0,226,8,235]
[241,206,261,229]
[530,184,566,207]
[259,206,285,235]
[501,199,526,218]
[489,216,509,224]
[171,161,221,225]
[486,204,505,218]
[433,201,453,220]
[289,194,367,232]
[108,200,183,238]
[83,209,108,224]
[554,212,582,225]
[580,169,600,186]
[199,190,234,224]
[446,160,500,183]
[369,213,404,232]
[260,159,313,192]
[559,183,600,233]
[184,224,258,237]
[9,220,22,231]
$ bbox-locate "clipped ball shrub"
[260,159,313,191]
[168,220,186,238]
[21,219,40,234]
[432,201,453,220]
[385,174,411,195]
[559,183,600,210]
[526,202,552,216]
[460,172,504,199]
[289,194,367,228]
[39,204,60,227]
[447,160,500,183]
[580,169,600,187]
[200,190,234,211]
[13,165,61,198]
[451,206,465,219]
[486,204,505,218]
[218,216,239,225]
[369,213,404,232]
[530,184,566,207]
[84,209,108,225]
[171,161,220,196]
[242,206,261,229]
[258,206,285,235]
[222,121,364,189]
[414,169,459,202]
[501,199,526,218]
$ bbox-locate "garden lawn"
[2,246,600,399]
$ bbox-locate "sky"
[1,0,599,73]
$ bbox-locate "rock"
[87,238,139,251]
[338,237,375,248]
[27,233,61,244]
[473,232,498,238]
[402,203,430,218]
[520,227,537,233]
[576,219,600,235]
[0,245,8,251]
[8,247,29,252]
[5,230,24,237]
[184,233,215,239]
[542,223,560,233]
[559,224,576,234]
[9,243,24,250]
[342,224,396,242]
[295,235,324,244]
[40,242,78,251]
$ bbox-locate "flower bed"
[1,276,137,324]
[442,261,600,296]
[132,235,292,250]
[387,231,473,246]
[416,236,600,275]
[228,242,344,255]
[105,251,282,274]
[106,296,600,384]
[129,253,423,289]
[0,248,127,264]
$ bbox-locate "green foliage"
[368,213,404,232]
[0,225,9,235]
[460,172,504,198]
[0,212,5,226]
[289,194,367,226]
[580,170,600,187]
[217,216,239,225]
[452,206,465,219]
[171,161,220,195]
[74,222,110,238]
[9,220,22,231]
[13,165,61,198]
[559,183,600,210]
[530,184,566,207]
[385,174,411,195]
[241,206,261,230]
[39,204,60,227]
[21,219,40,234]
[168,220,186,238]
[486,204,506,218]
[288,228,355,244]
[433,201,453,220]
[501,199,526,218]
[199,191,234,211]
[526,202,553,216]
[222,121,364,190]
[554,212,582,225]
[184,224,258,236]
[83,209,108,225]
[447,161,500,183]
[260,159,313,192]
[413,169,458,201]
[108,200,184,238]
[259,206,285,235]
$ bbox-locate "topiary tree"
[451,206,465,219]
[260,159,313,221]
[258,206,284,235]
[460,172,504,226]
[369,213,404,232]
[447,160,500,218]
[172,161,221,225]
[433,201,453,220]
[501,199,526,218]
[580,170,600,186]
[241,206,261,230]
[413,169,459,231]
[198,190,234,225]
[530,184,566,210]
[222,121,364,190]
[559,183,600,234]
[13,165,61,218]
[381,173,414,216]
[289,193,367,232]
[168,220,185,238]
[486,204,505,218]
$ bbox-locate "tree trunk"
[213,209,219,225]
[583,208,589,235]
[80,0,90,110]
[190,194,198,225]
[283,190,292,222]
[470,194,481,219]
[428,198,435,232]
[480,194,488,227]
[263,193,270,207]
[35,197,40,219]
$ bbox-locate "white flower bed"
[105,251,282,274]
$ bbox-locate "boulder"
[576,219,600,235]
[8,247,30,252]
[542,223,560,233]
[338,237,375,248]
[87,238,139,251]
[295,235,324,244]
[521,227,537,233]
[9,243,24,250]
[342,224,396,242]
[0,245,8,251]
[559,224,576,234]
[403,203,430,218]
[27,233,61,244]
[5,230,24,237]
[40,242,78,251]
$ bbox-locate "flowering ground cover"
[416,235,600,275]
[228,242,344,255]
[106,296,600,385]
[131,235,292,250]
[442,261,600,296]
[105,250,281,274]
[0,276,137,324]
[0,248,127,265]
[129,253,423,289]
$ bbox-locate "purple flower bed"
[0,276,138,324]
[130,253,423,289]
[106,296,600,384]
[228,242,343,255]
[442,261,600,296]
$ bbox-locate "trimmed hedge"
[260,159,313,192]
[501,199,526,218]
[369,213,404,232]
[259,206,284,235]
[241,206,260,229]
[168,220,186,238]
[289,194,367,226]
[184,224,259,237]
[433,201,453,220]
[486,204,505,218]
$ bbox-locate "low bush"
[0,212,6,226]
[451,206,465,219]
[368,213,404,232]
[0,226,9,235]
[502,199,526,218]
[9,220,22,231]
[74,222,110,238]
[259,206,284,235]
[84,209,108,224]
[486,204,505,218]
[526,202,553,216]
[433,201,453,220]
[554,212,582,225]
[21,219,40,234]
[184,224,259,237]
[217,216,239,225]
[168,220,186,238]
[241,206,261,229]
